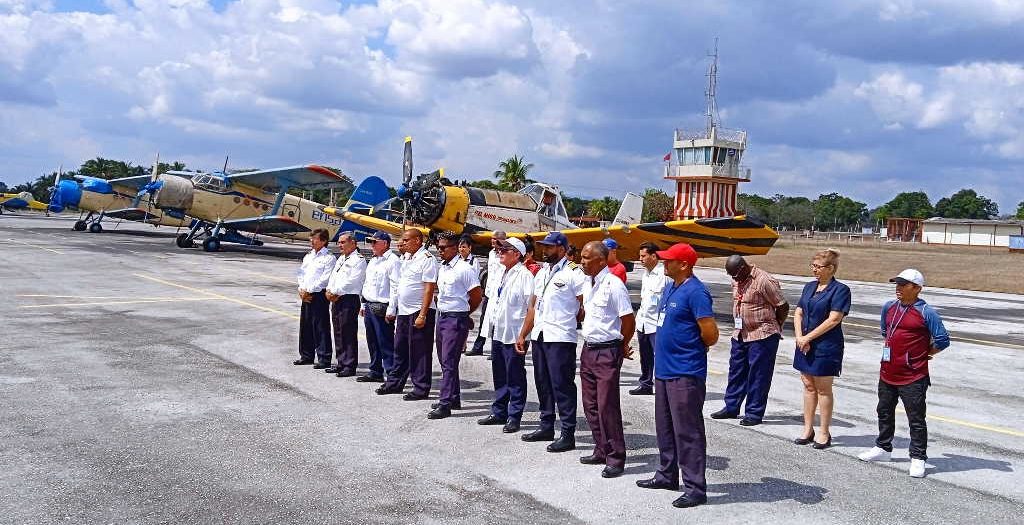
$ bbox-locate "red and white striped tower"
[664,43,751,220]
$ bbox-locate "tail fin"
[613,192,644,225]
[333,176,391,242]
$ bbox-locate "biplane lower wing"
[221,215,311,235]
[103,207,159,222]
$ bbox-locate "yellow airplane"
[0,191,48,213]
[323,138,779,258]
[131,162,388,252]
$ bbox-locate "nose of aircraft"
[48,179,82,213]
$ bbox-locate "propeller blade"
[221,155,229,176]
[403,137,413,186]
[151,152,160,182]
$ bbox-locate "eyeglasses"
[437,244,456,251]
[809,263,831,270]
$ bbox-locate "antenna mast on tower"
[705,38,720,134]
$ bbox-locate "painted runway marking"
[896,407,1024,438]
[843,319,1024,350]
[19,297,218,309]
[135,273,300,320]
[3,238,65,254]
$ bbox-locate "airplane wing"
[221,215,311,235]
[471,216,779,258]
[1,193,48,211]
[326,208,431,238]
[105,175,155,192]
[103,207,161,222]
[226,165,349,190]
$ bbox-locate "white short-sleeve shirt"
[296,247,336,293]
[435,257,481,313]
[362,250,399,304]
[529,257,584,343]
[636,263,670,334]
[391,247,439,316]
[326,251,367,296]
[582,267,635,343]
[487,263,535,345]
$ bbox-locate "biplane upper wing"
[221,215,311,235]
[105,174,156,192]
[471,216,779,259]
[226,165,349,190]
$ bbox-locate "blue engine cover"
[80,177,113,195]
[48,180,82,213]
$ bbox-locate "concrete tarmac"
[2,215,1022,524]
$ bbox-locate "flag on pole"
[663,152,671,162]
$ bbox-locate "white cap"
[501,238,527,256]
[890,268,924,287]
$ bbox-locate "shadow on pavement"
[707,476,828,505]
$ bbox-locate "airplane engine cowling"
[49,180,82,212]
[153,175,194,210]
[406,178,469,234]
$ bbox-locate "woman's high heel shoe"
[812,433,832,449]
[793,430,815,445]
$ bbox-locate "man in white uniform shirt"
[578,240,635,479]
[295,228,336,367]
[377,229,438,401]
[324,232,367,377]
[517,231,584,453]
[359,231,399,383]
[478,238,534,434]
[427,232,483,420]
[468,230,507,356]
[632,242,669,396]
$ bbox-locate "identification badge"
[882,346,891,362]
[734,317,743,330]
[657,312,666,327]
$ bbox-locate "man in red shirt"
[602,238,627,283]
[858,269,950,478]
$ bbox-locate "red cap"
[656,243,698,267]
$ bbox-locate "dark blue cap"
[537,231,569,249]
[371,231,391,242]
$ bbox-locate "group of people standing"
[295,228,952,508]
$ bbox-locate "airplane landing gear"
[88,222,103,233]
[176,233,193,248]
[202,236,221,252]
[73,220,87,231]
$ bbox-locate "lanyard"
[885,303,912,344]
[733,277,752,317]
[659,277,689,313]
[541,258,568,299]
[497,265,514,298]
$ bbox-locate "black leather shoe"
[356,375,385,383]
[812,434,832,450]
[739,417,761,426]
[313,363,329,370]
[546,434,575,453]
[710,408,739,419]
[336,370,356,377]
[521,429,555,442]
[478,414,507,425]
[464,349,483,356]
[427,406,451,419]
[793,430,815,445]
[671,494,707,508]
[636,478,679,491]
[579,454,604,465]
[324,366,341,373]
[293,359,313,365]
[375,385,402,395]
[403,392,428,401]
[601,466,624,478]
[629,386,653,395]
[502,420,520,433]
[432,401,461,410]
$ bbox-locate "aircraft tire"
[202,237,221,252]
[89,222,103,233]
[176,234,193,248]
[73,220,87,231]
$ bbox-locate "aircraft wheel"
[176,233,194,248]
[73,220,87,231]
[202,237,221,252]
[88,222,103,233]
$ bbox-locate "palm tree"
[493,155,534,191]
[588,197,621,221]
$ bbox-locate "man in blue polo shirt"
[635,243,718,509]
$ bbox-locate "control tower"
[664,44,750,220]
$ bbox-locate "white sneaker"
[909,458,927,478]
[857,447,891,462]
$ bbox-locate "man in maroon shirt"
[858,269,950,478]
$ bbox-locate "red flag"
[663,152,671,162]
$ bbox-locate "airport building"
[921,218,1024,247]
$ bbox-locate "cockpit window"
[193,173,227,192]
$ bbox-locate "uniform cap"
[537,231,569,249]
[370,231,391,243]
[656,243,698,267]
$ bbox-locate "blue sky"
[2,0,1023,213]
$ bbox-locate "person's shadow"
[707,477,828,505]
[927,453,1013,475]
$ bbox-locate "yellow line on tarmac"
[134,273,300,320]
[4,238,65,254]
[19,297,218,309]
[896,407,1024,438]
[842,320,1024,350]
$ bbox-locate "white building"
[921,218,1024,247]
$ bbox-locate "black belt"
[363,300,387,307]
[439,311,470,319]
[584,340,622,350]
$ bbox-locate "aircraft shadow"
[757,414,856,428]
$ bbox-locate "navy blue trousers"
[298,291,333,364]
[532,337,577,434]
[654,376,707,500]
[636,331,656,389]
[436,314,471,407]
[330,294,361,373]
[490,341,527,422]
[364,309,395,379]
[723,334,780,421]
[385,311,436,395]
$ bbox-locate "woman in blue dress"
[792,248,850,450]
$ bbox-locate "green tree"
[640,188,674,223]
[737,193,774,223]
[561,194,591,218]
[934,189,998,219]
[813,192,867,230]
[1015,201,1024,220]
[587,196,621,221]
[872,191,934,221]
[0,181,8,193]
[769,194,814,230]
[493,155,534,191]
[465,179,504,190]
